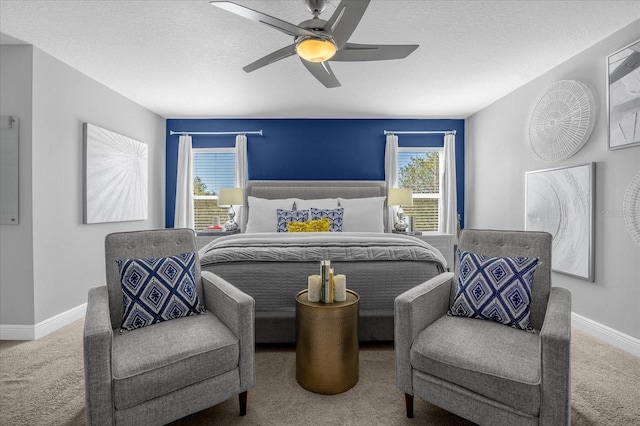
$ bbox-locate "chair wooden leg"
[405,393,414,418]
[239,391,247,416]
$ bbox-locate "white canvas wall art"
[607,39,640,150]
[84,123,148,224]
[525,163,595,281]
[624,171,640,247]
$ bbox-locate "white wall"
[0,44,165,335]
[466,20,640,340]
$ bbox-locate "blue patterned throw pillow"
[310,207,344,232]
[276,209,309,232]
[448,249,539,331]
[117,252,205,332]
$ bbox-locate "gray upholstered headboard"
[242,180,388,231]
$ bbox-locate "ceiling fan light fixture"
[296,37,337,62]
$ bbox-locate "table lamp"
[218,188,243,231]
[387,188,413,232]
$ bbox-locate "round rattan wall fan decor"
[624,171,640,247]
[524,80,596,162]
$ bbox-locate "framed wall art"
[607,39,640,150]
[83,123,148,224]
[524,80,596,162]
[624,171,640,247]
[525,163,595,281]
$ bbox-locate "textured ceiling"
[1,0,639,118]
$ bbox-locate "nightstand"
[414,234,455,270]
[195,230,240,250]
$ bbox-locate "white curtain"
[174,134,194,229]
[439,132,457,242]
[235,133,248,230]
[384,133,399,232]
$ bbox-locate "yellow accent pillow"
[288,218,331,232]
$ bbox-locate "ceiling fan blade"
[243,44,297,73]
[324,0,371,49]
[210,1,318,38]
[300,59,341,88]
[331,43,419,61]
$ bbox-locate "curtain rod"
[169,130,263,136]
[384,130,456,135]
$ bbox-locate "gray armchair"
[395,229,571,426]
[84,229,255,425]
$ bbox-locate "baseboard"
[2,305,638,355]
[0,324,36,340]
[572,312,640,358]
[0,303,87,341]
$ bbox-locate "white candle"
[308,275,322,302]
[334,274,346,302]
[213,216,220,226]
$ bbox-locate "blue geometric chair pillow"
[310,207,344,232]
[117,251,205,332]
[276,209,309,232]
[448,249,539,332]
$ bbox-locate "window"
[192,148,235,231]
[397,147,442,232]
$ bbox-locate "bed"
[199,180,447,343]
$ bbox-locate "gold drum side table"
[295,289,359,394]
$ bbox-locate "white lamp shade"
[387,188,413,206]
[218,188,243,206]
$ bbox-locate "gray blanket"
[199,232,447,268]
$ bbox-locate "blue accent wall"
[166,118,465,228]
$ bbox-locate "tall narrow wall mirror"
[0,115,19,225]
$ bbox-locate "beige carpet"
[1,319,639,425]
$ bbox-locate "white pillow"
[339,197,386,233]
[295,198,339,210]
[245,196,296,233]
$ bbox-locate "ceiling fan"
[210,0,419,88]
